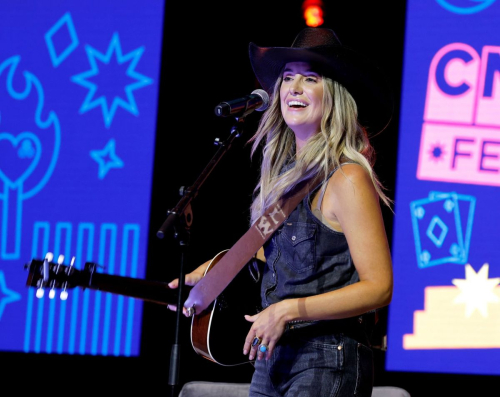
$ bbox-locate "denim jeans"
[249,323,374,397]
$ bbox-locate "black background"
[3,1,499,395]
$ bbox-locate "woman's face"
[280,61,324,147]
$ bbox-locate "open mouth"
[287,100,307,108]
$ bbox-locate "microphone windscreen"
[251,89,270,112]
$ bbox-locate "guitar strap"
[183,174,323,316]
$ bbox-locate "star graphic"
[90,139,124,179]
[0,270,21,319]
[71,32,153,128]
[428,142,447,163]
[452,263,500,317]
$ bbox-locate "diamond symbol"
[45,12,79,67]
[426,216,448,248]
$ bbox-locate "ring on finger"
[252,336,262,347]
[186,305,196,317]
[258,343,268,353]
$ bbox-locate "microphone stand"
[156,115,250,397]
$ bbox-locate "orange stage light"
[302,0,324,27]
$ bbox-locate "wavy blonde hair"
[248,74,392,225]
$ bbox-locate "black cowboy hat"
[249,27,394,135]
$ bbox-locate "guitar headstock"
[24,252,95,300]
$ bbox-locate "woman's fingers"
[166,268,206,314]
[186,273,202,286]
[247,336,273,361]
[167,272,203,291]
[244,323,275,360]
[256,340,274,360]
[166,304,193,317]
[243,313,261,355]
[247,334,261,360]
[168,279,179,289]
[243,332,260,356]
[243,310,285,361]
[244,314,257,323]
[250,338,264,361]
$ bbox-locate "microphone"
[214,89,269,118]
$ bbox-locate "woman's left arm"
[307,163,394,318]
[244,164,393,359]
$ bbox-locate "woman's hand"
[167,261,209,316]
[243,300,291,361]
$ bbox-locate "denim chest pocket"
[281,222,317,273]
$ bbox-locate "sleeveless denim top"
[260,166,360,310]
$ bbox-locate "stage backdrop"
[387,0,500,375]
[0,1,164,356]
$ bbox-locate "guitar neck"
[85,270,182,306]
[25,258,187,307]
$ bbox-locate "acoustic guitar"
[24,250,262,366]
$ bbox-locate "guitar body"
[191,250,262,366]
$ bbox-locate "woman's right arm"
[166,260,211,312]
[167,247,266,313]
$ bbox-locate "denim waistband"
[286,317,361,330]
[284,314,375,345]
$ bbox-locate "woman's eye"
[306,77,317,83]
[283,76,293,82]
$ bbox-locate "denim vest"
[260,171,359,310]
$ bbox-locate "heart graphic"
[0,132,41,188]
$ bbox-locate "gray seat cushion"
[179,381,251,397]
[179,381,411,397]
[372,386,411,397]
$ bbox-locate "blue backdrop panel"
[387,1,500,375]
[0,1,164,356]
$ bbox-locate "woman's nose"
[290,78,302,95]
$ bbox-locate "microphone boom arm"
[156,116,249,239]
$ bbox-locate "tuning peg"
[48,279,56,299]
[60,289,68,301]
[57,254,65,265]
[36,286,44,298]
[42,253,53,283]
[64,256,76,276]
[59,256,75,301]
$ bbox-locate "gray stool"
[179,381,411,397]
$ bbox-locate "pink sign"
[418,42,500,186]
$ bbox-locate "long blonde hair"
[248,75,392,225]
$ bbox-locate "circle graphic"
[436,0,496,14]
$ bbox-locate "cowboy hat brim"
[248,42,394,135]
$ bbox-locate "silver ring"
[186,305,196,317]
[259,344,268,353]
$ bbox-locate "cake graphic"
[403,263,500,349]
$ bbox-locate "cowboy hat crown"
[248,27,393,134]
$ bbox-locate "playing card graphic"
[410,191,475,268]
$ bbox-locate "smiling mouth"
[287,100,307,108]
